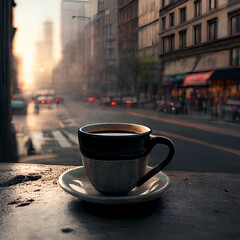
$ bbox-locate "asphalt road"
[13,98,240,174]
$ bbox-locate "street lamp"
[72,16,90,20]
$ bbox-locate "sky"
[14,0,62,88]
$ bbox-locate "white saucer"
[58,166,170,205]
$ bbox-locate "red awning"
[183,71,214,87]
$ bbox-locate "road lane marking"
[52,130,72,148]
[61,129,79,145]
[153,130,240,156]
[61,105,78,126]
[127,111,240,137]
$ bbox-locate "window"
[106,48,115,56]
[98,0,104,12]
[194,0,201,17]
[194,24,201,44]
[209,0,217,10]
[230,47,240,66]
[162,17,166,31]
[170,13,175,27]
[207,18,217,41]
[162,0,165,8]
[229,10,240,35]
[180,8,186,23]
[106,24,112,38]
[179,30,187,48]
[162,34,175,53]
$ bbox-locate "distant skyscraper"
[34,21,54,89]
[61,0,90,50]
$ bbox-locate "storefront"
[183,68,240,115]
[161,68,240,115]
[162,74,186,97]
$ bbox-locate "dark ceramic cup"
[78,123,175,195]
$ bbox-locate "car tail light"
[12,94,16,99]
[231,106,235,110]
[102,100,106,103]
[56,98,59,101]
[46,100,51,104]
[89,97,94,102]
[125,101,132,104]
[111,102,116,106]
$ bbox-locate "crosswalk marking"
[61,129,78,145]
[52,130,72,148]
[28,129,77,154]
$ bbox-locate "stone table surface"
[0,163,239,240]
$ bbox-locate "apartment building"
[118,0,138,58]
[93,0,118,96]
[138,0,160,58]
[159,0,240,113]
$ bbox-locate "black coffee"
[89,130,138,136]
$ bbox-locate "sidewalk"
[126,106,240,137]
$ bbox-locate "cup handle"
[136,135,175,187]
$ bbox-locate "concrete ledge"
[0,163,239,240]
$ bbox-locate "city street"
[13,97,240,173]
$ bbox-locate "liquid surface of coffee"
[89,130,138,136]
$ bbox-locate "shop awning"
[183,71,214,87]
[162,74,186,86]
[183,68,240,87]
[210,68,240,80]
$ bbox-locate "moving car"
[36,95,54,104]
[11,97,27,115]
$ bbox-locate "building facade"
[159,0,240,114]
[61,0,90,50]
[138,0,160,58]
[118,0,138,58]
[118,0,138,95]
[137,0,161,100]
[92,0,118,97]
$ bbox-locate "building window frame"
[229,9,240,35]
[180,7,186,23]
[194,24,201,45]
[162,0,165,8]
[209,0,217,11]
[162,17,166,31]
[230,47,240,66]
[207,18,218,41]
[179,29,187,49]
[169,12,175,27]
[162,34,175,53]
[194,0,201,18]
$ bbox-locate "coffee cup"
[78,123,175,195]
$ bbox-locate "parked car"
[11,97,27,115]
[224,99,240,121]
[122,96,138,108]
